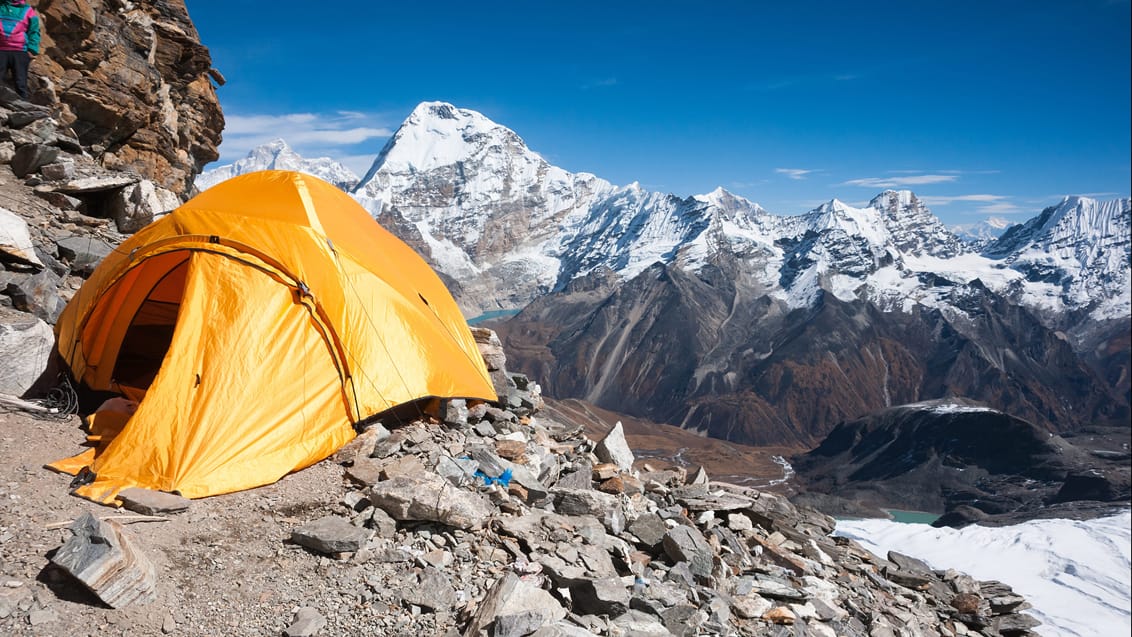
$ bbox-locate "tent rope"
[6,374,80,420]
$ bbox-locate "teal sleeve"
[27,14,40,54]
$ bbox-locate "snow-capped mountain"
[986,196,1131,327]
[196,139,359,192]
[197,102,1130,336]
[194,101,1129,446]
[349,103,1127,333]
[952,216,1015,246]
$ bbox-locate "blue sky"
[187,1,1130,226]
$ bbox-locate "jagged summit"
[988,195,1131,258]
[196,138,359,192]
[984,195,1131,326]
[361,101,520,178]
[197,103,1128,332]
[870,188,917,208]
[694,186,766,215]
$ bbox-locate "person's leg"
[0,52,13,95]
[11,51,30,98]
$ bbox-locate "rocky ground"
[0,343,1042,637]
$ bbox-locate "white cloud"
[581,77,619,90]
[918,194,1008,205]
[775,168,815,180]
[217,110,394,166]
[841,174,958,188]
[977,202,1025,214]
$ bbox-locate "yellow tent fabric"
[51,170,495,503]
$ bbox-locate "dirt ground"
[0,409,370,637]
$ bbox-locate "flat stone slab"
[117,488,191,515]
[290,516,371,554]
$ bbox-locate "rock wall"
[0,0,223,396]
[31,0,223,196]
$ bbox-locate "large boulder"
[0,308,54,396]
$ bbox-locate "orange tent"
[51,170,495,503]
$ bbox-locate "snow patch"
[835,512,1132,637]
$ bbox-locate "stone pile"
[283,331,1039,637]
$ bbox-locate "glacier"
[836,512,1132,637]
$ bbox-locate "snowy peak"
[693,187,767,220]
[360,101,529,179]
[868,190,966,258]
[988,195,1131,258]
[799,191,964,259]
[195,138,359,192]
[952,217,1016,246]
[805,198,888,247]
[980,195,1131,323]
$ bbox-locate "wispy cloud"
[775,168,816,180]
[750,71,863,92]
[976,202,1025,215]
[918,194,1025,216]
[581,77,619,90]
[888,169,1000,176]
[918,194,1008,205]
[841,174,958,188]
[218,111,395,173]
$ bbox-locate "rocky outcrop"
[0,0,223,395]
[789,400,1132,526]
[31,0,223,196]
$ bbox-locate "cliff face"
[495,259,1124,449]
[30,0,223,196]
[0,0,223,397]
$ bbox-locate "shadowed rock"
[49,511,156,608]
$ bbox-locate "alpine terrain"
[200,102,1131,450]
[0,2,1126,633]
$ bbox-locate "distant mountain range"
[197,101,1131,446]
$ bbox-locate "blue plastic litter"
[474,467,513,487]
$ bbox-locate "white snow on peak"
[807,198,889,248]
[197,104,1130,328]
[872,189,916,208]
[694,187,767,217]
[368,101,508,175]
[195,138,359,191]
[952,217,1018,244]
[985,195,1131,322]
[836,511,1132,637]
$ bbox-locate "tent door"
[109,258,189,396]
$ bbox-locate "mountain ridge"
[198,101,1130,335]
[196,102,1130,446]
